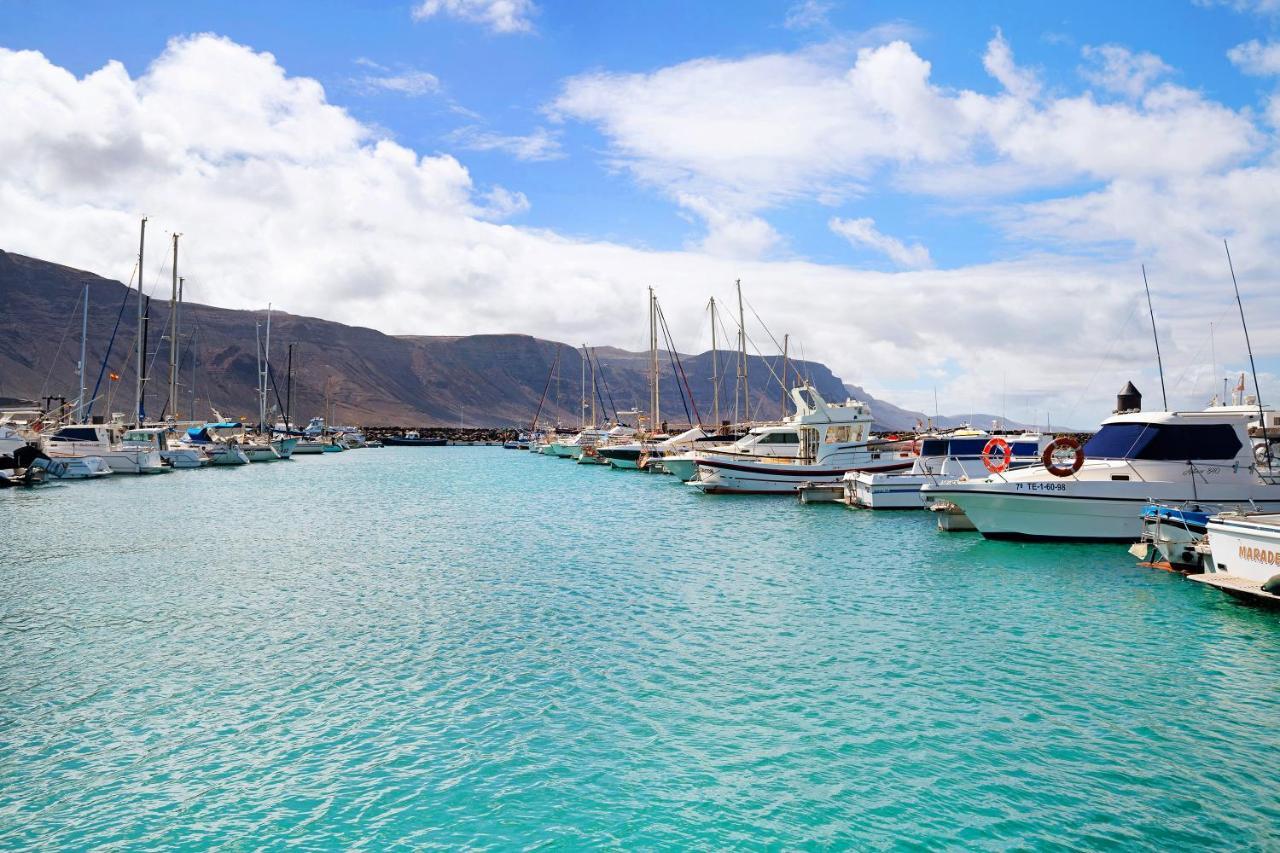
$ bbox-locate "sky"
[2,0,1279,427]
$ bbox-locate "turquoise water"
[3,448,1279,849]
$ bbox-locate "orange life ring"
[982,437,1012,473]
[1042,436,1085,478]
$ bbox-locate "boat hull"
[848,473,935,509]
[690,456,913,495]
[1203,517,1280,583]
[160,448,208,469]
[382,437,447,447]
[925,483,1280,542]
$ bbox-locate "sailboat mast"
[781,333,789,419]
[649,288,659,431]
[737,279,747,425]
[135,217,146,426]
[710,298,719,429]
[580,345,587,429]
[286,343,294,430]
[262,305,272,431]
[77,285,88,422]
[590,346,597,426]
[168,233,180,421]
[255,321,263,430]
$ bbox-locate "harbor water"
[3,448,1279,848]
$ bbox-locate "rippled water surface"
[3,447,1280,848]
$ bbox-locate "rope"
[86,265,137,420]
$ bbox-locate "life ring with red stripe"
[1042,436,1084,478]
[982,437,1012,473]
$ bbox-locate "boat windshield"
[1083,422,1243,461]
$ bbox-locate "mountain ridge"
[0,250,1031,430]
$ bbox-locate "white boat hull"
[205,445,250,465]
[161,448,207,469]
[243,444,281,462]
[43,456,113,479]
[99,449,168,474]
[926,482,1280,542]
[691,455,913,495]
[849,473,936,509]
[1203,516,1280,583]
[271,437,298,459]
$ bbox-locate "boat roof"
[1101,404,1274,427]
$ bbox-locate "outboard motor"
[1115,381,1142,414]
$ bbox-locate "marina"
[5,445,1280,848]
[5,2,1280,846]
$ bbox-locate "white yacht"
[42,424,168,474]
[122,427,207,469]
[848,430,1050,509]
[922,390,1280,541]
[598,427,706,470]
[687,385,916,495]
[547,426,610,459]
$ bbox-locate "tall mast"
[1141,265,1168,410]
[710,297,719,428]
[77,284,88,422]
[580,345,587,429]
[168,233,180,421]
[261,305,272,431]
[737,279,748,425]
[286,343,294,430]
[649,288,659,431]
[255,321,263,431]
[135,217,147,426]
[780,333,789,419]
[1224,240,1267,469]
[590,345,597,426]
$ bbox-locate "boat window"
[920,439,948,457]
[948,438,988,456]
[1083,423,1243,461]
[1011,442,1038,456]
[825,425,852,444]
[52,427,99,442]
[759,431,800,445]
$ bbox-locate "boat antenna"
[135,216,147,426]
[1224,240,1267,466]
[709,297,719,428]
[1210,321,1217,405]
[1141,264,1169,410]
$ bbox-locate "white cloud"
[1080,44,1171,99]
[411,0,536,34]
[677,194,782,259]
[0,33,1275,427]
[1227,39,1280,75]
[784,0,832,30]
[447,125,562,161]
[353,60,441,96]
[983,28,1041,100]
[829,217,932,269]
[1195,0,1280,14]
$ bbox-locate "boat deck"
[1186,573,1280,607]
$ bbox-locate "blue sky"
[2,0,1278,423]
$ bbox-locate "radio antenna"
[1141,265,1168,410]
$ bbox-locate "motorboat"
[1130,504,1215,572]
[687,385,916,495]
[181,423,251,466]
[546,427,610,458]
[271,436,298,459]
[122,427,207,469]
[42,423,168,474]
[1199,512,1280,587]
[921,386,1280,541]
[598,427,731,471]
[847,430,1050,509]
[383,430,447,447]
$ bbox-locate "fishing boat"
[43,424,168,474]
[687,385,916,495]
[1181,512,1280,604]
[847,430,1050,509]
[383,430,446,447]
[921,385,1280,541]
